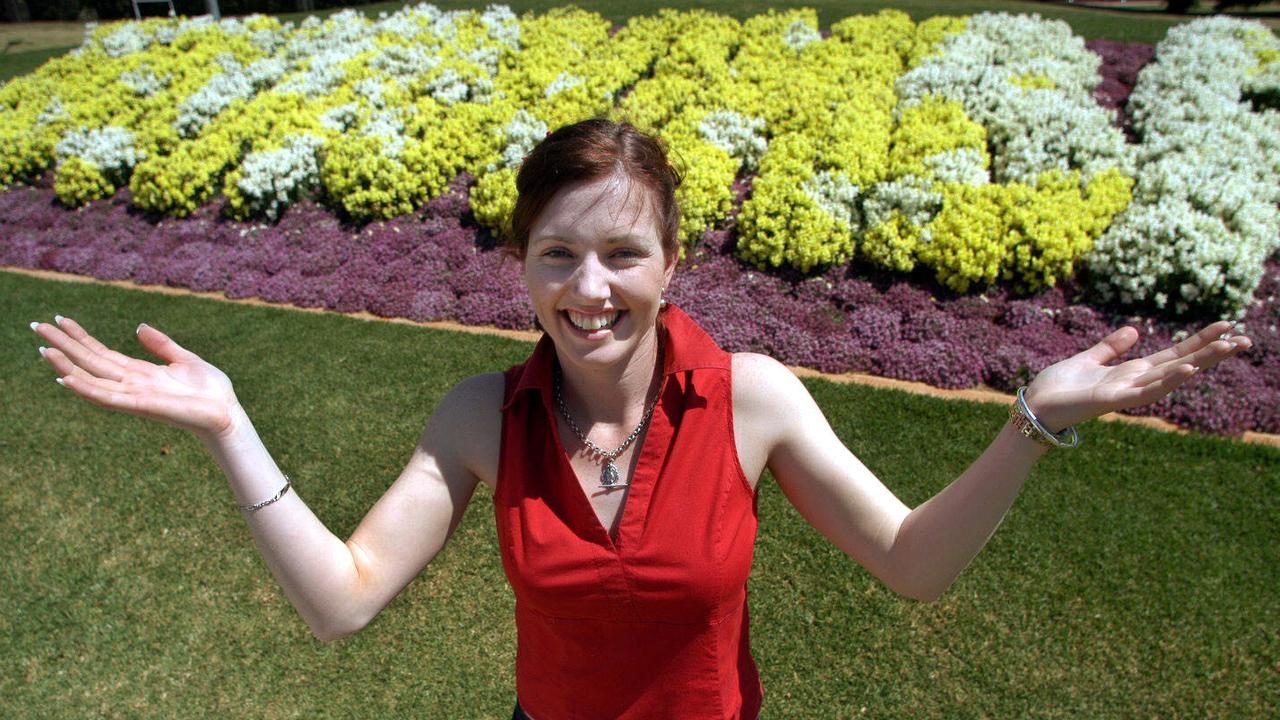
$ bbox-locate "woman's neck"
[554,332,663,428]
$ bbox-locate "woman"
[31,119,1251,719]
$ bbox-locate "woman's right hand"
[33,316,242,442]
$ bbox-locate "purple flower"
[223,269,267,299]
[1001,300,1055,329]
[408,288,456,323]
[92,251,144,281]
[876,339,986,389]
[900,308,960,343]
[847,306,902,350]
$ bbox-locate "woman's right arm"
[34,316,500,642]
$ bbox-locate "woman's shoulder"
[731,352,798,399]
[730,353,810,431]
[430,372,506,490]
[441,372,507,412]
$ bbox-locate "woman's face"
[523,171,676,373]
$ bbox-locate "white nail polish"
[38,346,47,357]
[56,378,66,387]
[30,321,39,331]
[54,315,65,325]
[136,323,149,335]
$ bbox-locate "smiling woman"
[29,117,1255,720]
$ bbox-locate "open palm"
[1025,319,1251,432]
[33,316,241,441]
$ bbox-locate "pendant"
[600,461,624,488]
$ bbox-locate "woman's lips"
[562,309,624,337]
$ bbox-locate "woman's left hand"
[1023,320,1252,432]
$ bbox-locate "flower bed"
[2,167,1276,437]
[3,9,1276,309]
[1,7,1278,437]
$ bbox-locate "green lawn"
[3,269,1277,718]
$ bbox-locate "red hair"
[508,118,682,261]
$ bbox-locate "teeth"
[567,310,619,331]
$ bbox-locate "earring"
[659,287,667,308]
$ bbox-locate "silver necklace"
[552,348,662,489]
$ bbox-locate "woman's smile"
[564,309,623,334]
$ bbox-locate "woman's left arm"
[734,320,1251,603]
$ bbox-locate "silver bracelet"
[238,475,292,512]
[1014,387,1080,449]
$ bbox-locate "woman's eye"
[543,248,571,258]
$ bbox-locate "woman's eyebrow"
[530,233,646,245]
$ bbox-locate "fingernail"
[38,346,47,357]
[54,315,65,326]
[55,377,66,387]
[136,323,149,335]
[29,321,39,332]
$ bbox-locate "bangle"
[1009,387,1080,449]
[238,475,292,512]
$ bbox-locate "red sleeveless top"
[495,304,763,719]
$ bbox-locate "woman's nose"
[569,255,611,300]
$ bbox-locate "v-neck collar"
[503,304,723,552]
[544,373,671,551]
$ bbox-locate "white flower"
[174,64,255,138]
[55,126,145,180]
[1087,16,1280,314]
[369,43,442,86]
[491,109,547,171]
[922,148,988,187]
[783,19,820,51]
[896,12,1129,184]
[863,175,942,230]
[35,97,69,127]
[361,109,407,158]
[802,171,862,229]
[118,64,170,97]
[99,23,153,58]
[481,4,521,50]
[544,71,584,98]
[235,134,325,220]
[698,110,768,173]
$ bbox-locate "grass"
[3,269,1277,718]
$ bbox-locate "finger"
[39,345,106,384]
[56,373,144,415]
[1132,337,1247,386]
[135,323,201,365]
[1143,320,1235,366]
[1109,363,1198,407]
[1082,326,1140,365]
[52,316,140,368]
[32,320,127,382]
